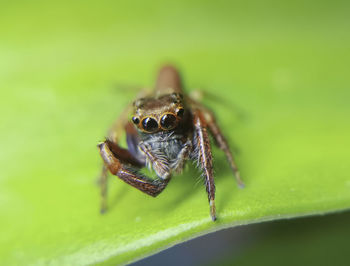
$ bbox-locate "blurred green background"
[1,0,350,265]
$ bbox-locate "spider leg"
[202,108,244,188]
[125,122,145,164]
[107,104,133,143]
[170,140,192,174]
[190,100,244,188]
[98,140,170,198]
[138,142,171,180]
[192,110,216,221]
[99,165,108,213]
[98,138,144,213]
[98,104,135,213]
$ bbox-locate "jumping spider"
[98,65,244,221]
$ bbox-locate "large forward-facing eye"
[142,117,158,132]
[160,114,177,130]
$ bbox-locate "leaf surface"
[1,0,350,265]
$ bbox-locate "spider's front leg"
[98,140,170,201]
[192,110,217,221]
[98,105,135,213]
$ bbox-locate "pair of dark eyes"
[133,114,176,132]
[132,109,184,132]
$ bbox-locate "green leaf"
[1,0,349,265]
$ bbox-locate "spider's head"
[131,92,186,133]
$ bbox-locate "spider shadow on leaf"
[158,149,241,215]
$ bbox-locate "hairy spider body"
[98,66,243,221]
[138,131,191,169]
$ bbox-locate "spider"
[98,65,244,221]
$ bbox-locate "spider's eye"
[176,108,184,117]
[132,116,140,124]
[160,114,177,130]
[142,117,158,132]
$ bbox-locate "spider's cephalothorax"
[98,66,244,221]
[130,92,193,179]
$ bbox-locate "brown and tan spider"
[98,65,244,221]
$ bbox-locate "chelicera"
[98,66,244,221]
